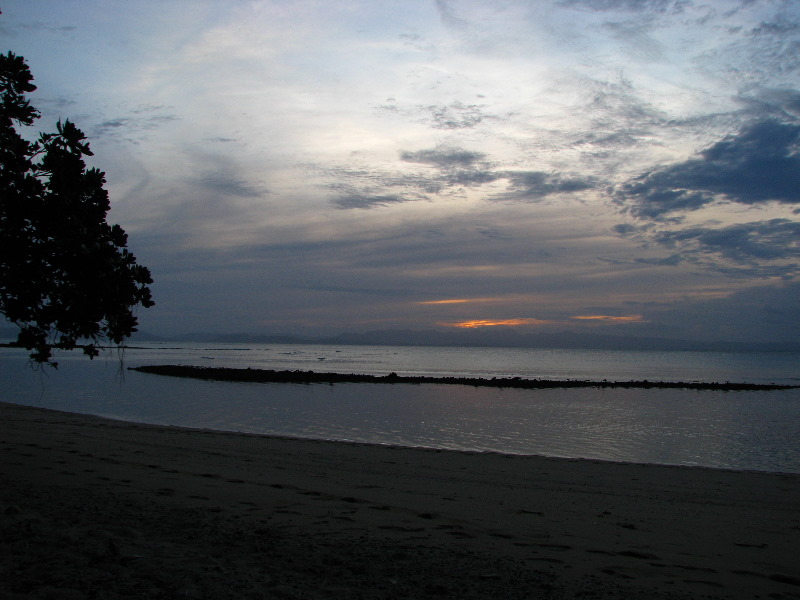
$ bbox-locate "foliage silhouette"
[0,51,154,366]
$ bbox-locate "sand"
[1,400,799,599]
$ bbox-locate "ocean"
[1,342,798,473]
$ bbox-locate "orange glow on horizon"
[418,298,501,305]
[570,315,645,322]
[441,318,555,328]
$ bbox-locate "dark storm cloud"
[616,119,800,219]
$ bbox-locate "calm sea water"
[1,342,798,473]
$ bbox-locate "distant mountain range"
[3,326,797,352]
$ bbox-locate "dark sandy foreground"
[1,401,799,600]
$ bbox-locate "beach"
[1,400,799,599]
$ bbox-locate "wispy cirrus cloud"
[556,0,682,13]
[327,144,598,209]
[7,0,800,342]
[571,314,644,322]
[91,107,179,143]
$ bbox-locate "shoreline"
[2,398,796,476]
[130,364,799,390]
[2,401,799,599]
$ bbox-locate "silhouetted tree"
[0,51,154,366]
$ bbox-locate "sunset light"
[4,1,796,346]
[442,318,555,328]
[418,298,501,305]
[3,5,799,598]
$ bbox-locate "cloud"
[434,0,469,30]
[634,281,800,344]
[317,161,447,209]
[425,102,490,129]
[193,171,266,198]
[654,219,800,269]
[497,171,597,201]
[632,255,683,267]
[735,88,800,121]
[602,19,664,61]
[551,74,669,174]
[322,146,494,209]
[327,141,600,210]
[475,227,514,241]
[617,219,800,278]
[205,136,238,143]
[561,0,692,14]
[571,314,644,322]
[328,145,597,209]
[377,101,495,131]
[441,318,556,328]
[2,21,76,34]
[400,146,503,189]
[418,298,501,305]
[91,108,179,143]
[400,147,487,168]
[93,118,133,137]
[330,189,418,210]
[615,119,800,219]
[442,314,646,328]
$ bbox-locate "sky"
[2,0,799,345]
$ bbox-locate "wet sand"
[1,400,799,599]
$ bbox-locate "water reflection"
[1,350,798,473]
